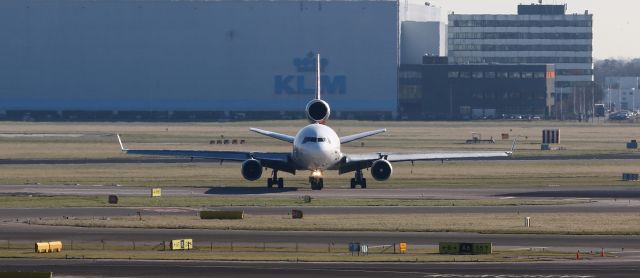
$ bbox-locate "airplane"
[117,53,513,190]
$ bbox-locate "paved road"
[1,200,639,220]
[5,184,640,199]
[1,259,639,278]
[2,223,639,251]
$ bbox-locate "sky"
[426,0,638,59]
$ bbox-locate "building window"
[522,72,534,79]
[497,72,509,79]
[472,72,483,79]
[485,72,496,78]
[546,71,556,79]
[449,44,592,52]
[400,71,422,79]
[509,72,521,79]
[460,72,471,78]
[557,69,594,76]
[400,85,422,100]
[448,71,459,78]
[401,85,419,94]
[450,32,593,40]
[534,72,546,79]
[451,19,592,28]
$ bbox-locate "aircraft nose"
[302,143,332,168]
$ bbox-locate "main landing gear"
[350,169,367,189]
[267,170,284,189]
[309,176,324,190]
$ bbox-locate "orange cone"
[576,250,580,260]
[601,248,605,257]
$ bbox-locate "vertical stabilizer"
[315,52,321,100]
[305,51,330,123]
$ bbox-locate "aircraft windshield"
[302,137,329,144]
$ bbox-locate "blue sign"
[275,52,347,95]
[348,242,361,252]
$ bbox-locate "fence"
[0,239,416,254]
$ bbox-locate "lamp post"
[560,87,563,121]
[607,86,611,112]
[632,88,636,114]
[619,86,622,112]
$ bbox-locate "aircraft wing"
[117,134,293,172]
[338,151,511,174]
[340,129,387,144]
[123,149,290,162]
[249,128,295,143]
[385,151,511,162]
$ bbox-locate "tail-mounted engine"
[371,159,393,181]
[305,99,330,124]
[241,159,263,181]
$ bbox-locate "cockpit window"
[302,137,329,144]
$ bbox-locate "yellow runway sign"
[151,188,162,197]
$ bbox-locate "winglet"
[116,134,127,151]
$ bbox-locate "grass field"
[0,195,585,208]
[1,121,639,188]
[1,120,640,160]
[1,121,635,262]
[0,121,639,200]
[29,212,640,235]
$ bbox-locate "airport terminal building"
[0,0,422,121]
[448,4,594,106]
[399,57,555,120]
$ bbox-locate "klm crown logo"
[294,52,329,73]
[274,52,347,95]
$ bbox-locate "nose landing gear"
[350,169,367,189]
[309,177,324,190]
[267,170,284,189]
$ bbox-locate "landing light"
[311,170,323,177]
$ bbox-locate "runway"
[1,259,639,278]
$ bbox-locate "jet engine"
[241,159,263,181]
[370,159,393,181]
[305,99,331,123]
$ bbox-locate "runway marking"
[423,275,593,278]
[88,261,437,276]
[142,208,195,213]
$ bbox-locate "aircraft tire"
[350,178,356,189]
[277,178,284,188]
[361,178,367,189]
[311,178,324,190]
[311,182,320,190]
[267,178,273,188]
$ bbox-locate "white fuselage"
[292,124,342,171]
